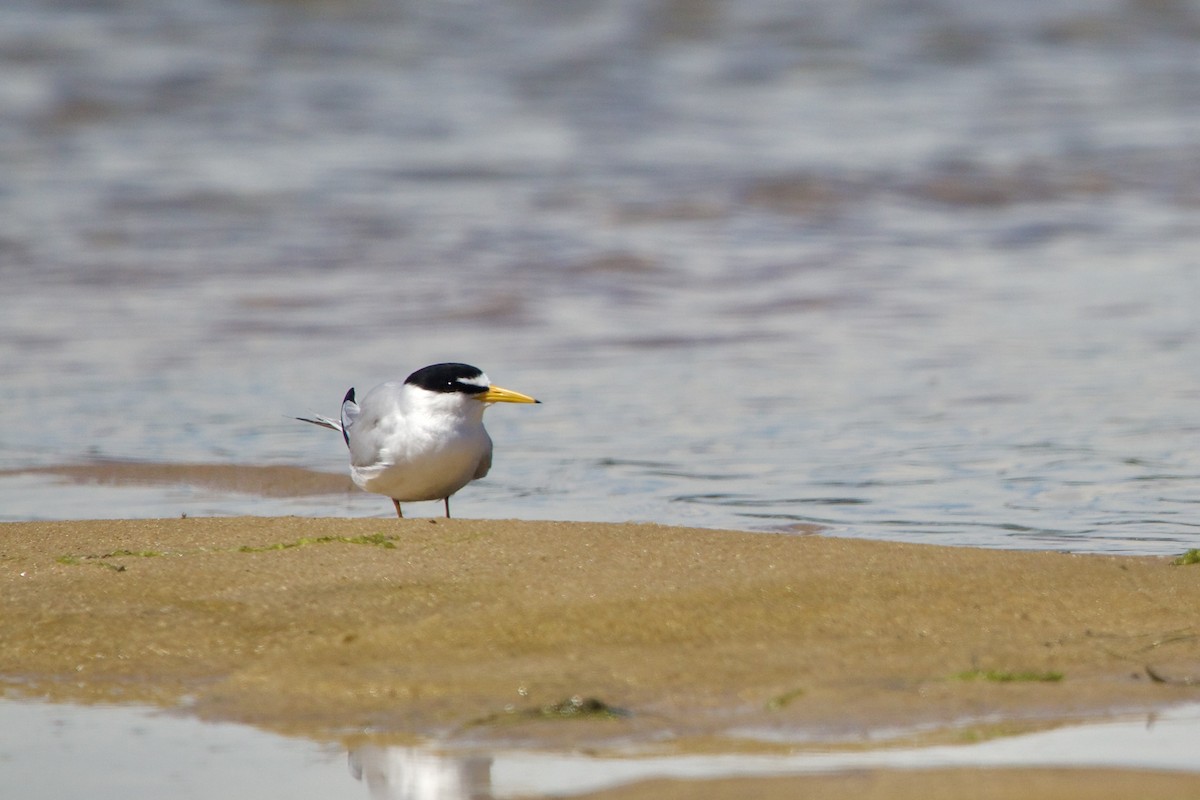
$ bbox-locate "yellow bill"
[481,385,540,404]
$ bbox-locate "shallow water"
[3,0,1200,554]
[2,699,1199,799]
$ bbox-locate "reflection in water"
[350,746,494,800]
[3,700,1200,799]
[347,704,1200,798]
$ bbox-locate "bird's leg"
[443,497,451,518]
[392,498,403,518]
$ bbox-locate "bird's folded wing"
[472,441,493,480]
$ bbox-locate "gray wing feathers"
[472,438,493,480]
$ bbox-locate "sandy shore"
[572,767,1200,800]
[0,461,355,497]
[3,516,1199,796]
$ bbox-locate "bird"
[296,363,539,518]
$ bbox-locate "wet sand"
[575,768,1200,800]
[1,462,354,498]
[2,516,1199,796]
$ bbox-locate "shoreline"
[4,517,1200,797]
[2,517,1198,749]
[0,461,356,498]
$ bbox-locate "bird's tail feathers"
[295,388,357,448]
[294,413,343,432]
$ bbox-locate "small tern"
[297,363,539,518]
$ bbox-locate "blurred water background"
[2,0,1199,553]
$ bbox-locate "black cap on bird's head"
[405,363,540,404]
[405,363,488,395]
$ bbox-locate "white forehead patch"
[460,372,490,388]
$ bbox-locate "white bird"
[297,363,538,518]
